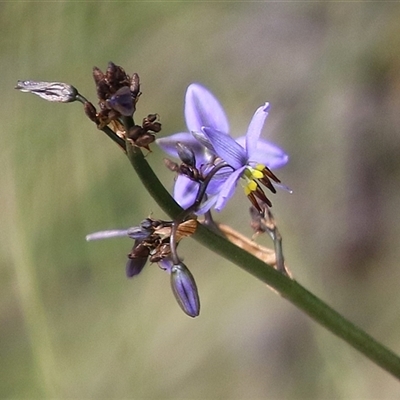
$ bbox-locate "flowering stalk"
[16,68,400,379]
[124,138,400,379]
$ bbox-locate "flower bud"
[107,86,134,116]
[126,255,147,277]
[126,241,150,277]
[15,80,78,103]
[176,142,196,167]
[126,226,151,240]
[170,262,200,317]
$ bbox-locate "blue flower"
[157,83,228,211]
[157,83,288,212]
[202,102,288,211]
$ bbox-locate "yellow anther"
[244,180,257,196]
[255,164,265,171]
[248,180,257,191]
[251,169,263,179]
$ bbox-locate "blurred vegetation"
[2,2,400,399]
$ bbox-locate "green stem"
[125,141,400,379]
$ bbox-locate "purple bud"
[127,226,151,240]
[107,86,134,116]
[170,262,200,317]
[126,256,147,277]
[126,240,149,277]
[176,142,196,167]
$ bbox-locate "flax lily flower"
[157,84,288,212]
[202,102,288,211]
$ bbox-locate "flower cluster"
[92,61,140,125]
[86,217,200,317]
[157,83,288,214]
[87,62,161,151]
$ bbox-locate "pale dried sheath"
[15,80,78,102]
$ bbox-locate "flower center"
[243,164,265,195]
[241,164,281,209]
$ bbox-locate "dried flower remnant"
[15,80,78,103]
[126,114,162,152]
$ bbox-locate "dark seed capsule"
[127,126,144,141]
[92,66,105,84]
[84,102,99,123]
[135,133,155,150]
[130,73,141,98]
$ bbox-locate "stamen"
[244,180,257,196]
[259,177,277,194]
[263,166,280,183]
[247,192,262,212]
[251,169,264,179]
[254,185,272,207]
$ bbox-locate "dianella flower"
[157,83,289,213]
[157,83,230,211]
[201,102,288,211]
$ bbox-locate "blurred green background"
[2,2,400,399]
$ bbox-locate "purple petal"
[245,102,270,158]
[202,127,247,169]
[156,132,206,161]
[205,169,231,195]
[191,130,216,153]
[108,86,134,116]
[173,175,199,209]
[215,167,245,211]
[185,83,229,134]
[238,137,288,169]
